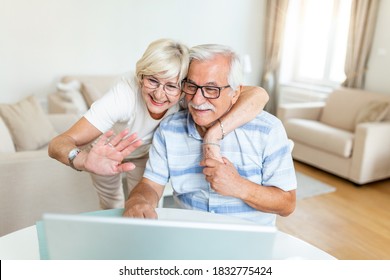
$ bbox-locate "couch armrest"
[277,102,325,122]
[48,114,79,134]
[350,122,390,184]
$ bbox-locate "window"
[280,0,352,89]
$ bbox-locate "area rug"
[296,172,336,200]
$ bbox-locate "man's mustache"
[188,102,216,112]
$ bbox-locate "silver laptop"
[42,212,277,260]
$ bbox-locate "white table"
[0,208,335,260]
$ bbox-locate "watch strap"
[68,148,82,171]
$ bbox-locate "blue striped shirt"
[144,110,297,226]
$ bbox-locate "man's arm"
[123,178,165,219]
[200,157,296,217]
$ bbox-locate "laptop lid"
[42,212,277,260]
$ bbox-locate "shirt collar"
[186,111,203,140]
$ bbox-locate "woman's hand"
[83,130,142,175]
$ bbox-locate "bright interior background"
[1,0,389,104]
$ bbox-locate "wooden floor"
[276,161,390,260]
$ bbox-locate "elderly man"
[123,44,296,226]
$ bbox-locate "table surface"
[0,208,336,260]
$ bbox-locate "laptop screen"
[42,211,277,260]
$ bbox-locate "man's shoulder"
[249,111,282,127]
[257,111,283,125]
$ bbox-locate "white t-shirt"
[84,73,180,159]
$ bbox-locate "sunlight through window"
[280,0,352,88]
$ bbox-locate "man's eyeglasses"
[142,76,181,96]
[181,80,231,99]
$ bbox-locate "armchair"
[277,87,390,184]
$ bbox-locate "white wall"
[365,0,390,94]
[0,0,265,104]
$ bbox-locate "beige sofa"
[0,96,99,236]
[278,87,390,185]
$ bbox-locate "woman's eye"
[148,78,159,85]
[166,84,179,90]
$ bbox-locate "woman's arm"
[203,86,269,160]
[48,117,142,175]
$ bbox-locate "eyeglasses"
[181,80,231,99]
[142,76,181,96]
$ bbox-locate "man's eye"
[204,87,218,94]
[186,84,197,90]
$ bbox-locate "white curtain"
[342,0,380,88]
[261,0,289,115]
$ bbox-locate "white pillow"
[57,81,88,115]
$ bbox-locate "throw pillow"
[81,82,103,107]
[355,101,390,127]
[57,81,88,115]
[0,95,58,151]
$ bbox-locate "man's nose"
[191,88,207,104]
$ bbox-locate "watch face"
[68,148,81,160]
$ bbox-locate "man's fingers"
[200,157,221,167]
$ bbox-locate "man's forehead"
[187,58,229,82]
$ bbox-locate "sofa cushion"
[285,119,354,158]
[0,117,15,153]
[320,87,390,132]
[0,95,58,151]
[354,101,389,126]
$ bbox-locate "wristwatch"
[68,148,82,171]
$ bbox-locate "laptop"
[42,211,277,260]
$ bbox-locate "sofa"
[0,96,100,236]
[277,87,390,185]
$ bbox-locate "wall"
[365,0,390,94]
[1,0,389,106]
[0,0,265,104]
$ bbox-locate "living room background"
[1,0,390,105]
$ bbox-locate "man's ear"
[231,85,242,105]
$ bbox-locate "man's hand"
[122,179,163,219]
[83,130,142,175]
[123,196,158,219]
[200,157,244,199]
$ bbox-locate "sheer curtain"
[261,0,289,115]
[342,0,380,88]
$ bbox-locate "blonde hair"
[135,38,190,86]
